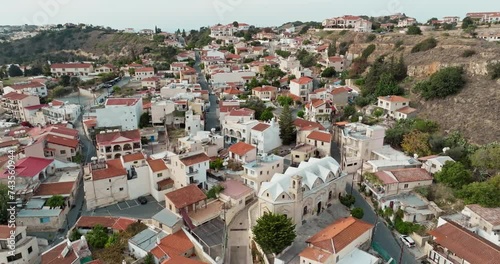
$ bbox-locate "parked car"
[137,196,148,204]
[400,235,415,248]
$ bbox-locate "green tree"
[69,229,82,241]
[260,109,274,121]
[411,37,438,53]
[470,143,500,176]
[112,86,121,94]
[415,67,465,99]
[139,112,151,128]
[233,21,239,27]
[351,207,364,219]
[59,75,70,87]
[375,72,403,97]
[46,195,65,208]
[278,103,295,145]
[373,108,384,117]
[435,161,473,189]
[401,131,432,157]
[210,158,224,170]
[70,77,80,88]
[128,68,136,76]
[297,110,305,118]
[361,44,376,59]
[340,194,356,207]
[342,105,356,120]
[207,185,225,199]
[457,175,500,207]
[253,212,296,255]
[327,42,337,56]
[321,67,336,78]
[461,17,474,29]
[8,65,23,77]
[242,97,267,119]
[407,25,422,35]
[276,95,293,106]
[0,184,9,224]
[144,253,154,264]
[86,225,109,249]
[275,50,291,58]
[105,233,120,248]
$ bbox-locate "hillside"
[315,29,500,144]
[0,27,155,64]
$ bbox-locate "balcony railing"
[187,170,199,175]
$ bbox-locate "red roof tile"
[253,86,277,92]
[0,139,19,148]
[428,221,500,264]
[112,217,137,231]
[147,158,168,172]
[293,119,325,131]
[228,108,254,117]
[165,185,207,208]
[0,225,15,239]
[96,130,140,145]
[390,168,432,182]
[105,98,140,106]
[122,152,146,163]
[51,63,92,69]
[1,157,53,179]
[9,81,45,90]
[291,77,313,85]
[24,104,48,110]
[34,182,75,196]
[157,178,174,189]
[377,95,409,103]
[91,159,127,181]
[223,87,242,95]
[396,106,417,114]
[135,67,154,72]
[151,230,194,260]
[331,87,350,95]
[228,142,256,156]
[46,134,79,148]
[41,240,78,264]
[252,123,271,132]
[3,92,30,100]
[179,153,210,166]
[307,131,332,143]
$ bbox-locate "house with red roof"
[0,156,55,186]
[252,86,278,101]
[3,80,47,97]
[228,141,257,163]
[363,168,433,200]
[304,99,335,126]
[0,225,40,264]
[299,217,377,264]
[290,77,313,101]
[1,92,40,122]
[221,87,243,100]
[141,76,161,90]
[50,63,94,76]
[95,97,143,131]
[250,119,282,154]
[322,15,373,32]
[134,67,155,80]
[25,134,80,162]
[294,118,326,144]
[377,95,417,120]
[41,237,92,264]
[96,129,141,160]
[306,130,332,157]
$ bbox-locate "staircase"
[179,208,196,230]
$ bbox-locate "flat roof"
[337,247,379,264]
[25,199,46,209]
[152,209,181,227]
[17,208,62,218]
[130,228,168,252]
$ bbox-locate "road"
[349,185,418,264]
[194,51,218,131]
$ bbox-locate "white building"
[168,151,210,190]
[178,131,224,158]
[250,120,282,154]
[322,15,373,32]
[460,204,500,246]
[50,63,94,76]
[210,71,256,86]
[185,110,204,135]
[421,155,454,175]
[41,100,81,124]
[95,98,143,131]
[377,95,417,120]
[290,77,313,101]
[3,81,47,97]
[0,225,40,264]
[223,108,258,145]
[257,157,348,228]
[242,154,284,192]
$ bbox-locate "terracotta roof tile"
[331,87,350,95]
[151,230,194,260]
[111,217,137,231]
[299,246,331,263]
[91,159,127,181]
[304,216,373,254]
[34,182,75,196]
[9,81,45,90]
[50,63,92,69]
[105,98,140,106]
[307,131,332,143]
[41,240,78,264]
[96,130,140,145]
[179,153,210,166]
[1,157,53,179]
[0,225,15,239]
[253,86,277,92]
[390,168,432,182]
[428,221,500,264]
[165,185,206,209]
[0,139,19,148]
[228,108,254,117]
[3,92,30,100]
[377,95,409,103]
[122,152,146,163]
[157,178,174,189]
[293,118,325,131]
[147,158,168,172]
[228,142,256,156]
[135,67,154,72]
[252,123,271,132]
[396,106,417,114]
[46,134,79,148]
[291,77,312,85]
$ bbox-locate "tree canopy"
[8,65,23,77]
[278,103,295,145]
[351,208,364,219]
[253,212,296,255]
[411,37,437,53]
[435,161,473,189]
[461,17,474,29]
[406,25,422,35]
[86,225,109,249]
[0,184,9,224]
[46,195,65,208]
[401,130,432,157]
[470,143,500,176]
[415,67,465,99]
[457,175,500,207]
[321,67,336,78]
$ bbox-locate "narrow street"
[194,51,218,131]
[225,204,253,264]
[349,184,418,264]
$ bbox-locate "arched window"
[303,206,308,216]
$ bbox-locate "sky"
[1,0,497,32]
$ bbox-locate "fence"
[372,241,396,264]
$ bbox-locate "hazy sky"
[2,0,497,31]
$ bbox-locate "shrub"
[207,185,225,199]
[394,40,404,49]
[351,207,364,219]
[411,38,438,53]
[415,67,465,99]
[361,44,376,59]
[487,62,500,80]
[407,25,422,35]
[366,34,376,42]
[461,49,476,57]
[340,194,356,207]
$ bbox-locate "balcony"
[189,177,199,184]
[188,169,199,176]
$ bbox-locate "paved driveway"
[84,195,165,219]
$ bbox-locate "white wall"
[127,166,151,199]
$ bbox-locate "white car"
[400,235,416,248]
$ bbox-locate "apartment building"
[250,120,282,154]
[95,98,143,131]
[50,63,94,76]
[135,67,155,80]
[96,129,142,160]
[168,151,210,189]
[3,81,47,97]
[40,100,81,125]
[1,92,40,122]
[242,154,284,192]
[0,226,40,264]
[223,108,258,145]
[290,77,313,101]
[322,15,373,32]
[252,86,278,101]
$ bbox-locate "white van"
[400,235,416,248]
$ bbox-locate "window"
[282,195,285,199]
[119,187,124,191]
[260,171,263,175]
[157,173,163,177]
[71,149,75,153]
[404,184,409,188]
[7,253,22,262]
[39,217,50,223]
[277,164,279,167]
[109,179,111,183]
[60,150,66,154]
[28,246,33,254]
[169,205,172,210]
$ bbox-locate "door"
[317,202,322,215]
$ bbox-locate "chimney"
[156,236,161,245]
